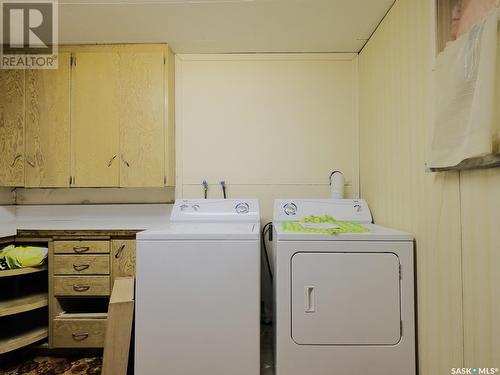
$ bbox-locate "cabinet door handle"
[121,155,130,167]
[73,284,91,292]
[10,154,22,167]
[72,332,89,341]
[115,244,125,259]
[73,264,90,271]
[107,155,117,167]
[26,157,36,168]
[73,246,90,253]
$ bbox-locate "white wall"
[175,53,359,221]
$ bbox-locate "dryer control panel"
[171,199,260,222]
[273,199,372,223]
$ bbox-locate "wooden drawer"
[53,255,109,275]
[54,241,110,254]
[53,318,106,348]
[54,276,110,296]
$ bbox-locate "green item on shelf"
[282,214,369,235]
[0,244,48,269]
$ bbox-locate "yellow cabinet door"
[118,51,165,187]
[25,53,71,187]
[110,240,135,286]
[0,70,25,186]
[71,52,120,187]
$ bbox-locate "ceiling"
[58,0,395,53]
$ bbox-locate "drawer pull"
[26,157,36,168]
[73,246,90,253]
[73,284,91,292]
[72,332,89,341]
[121,155,131,167]
[73,264,90,272]
[115,244,125,259]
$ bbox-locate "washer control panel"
[171,199,259,222]
[273,199,372,223]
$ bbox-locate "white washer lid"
[137,222,260,240]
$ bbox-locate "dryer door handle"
[304,286,316,313]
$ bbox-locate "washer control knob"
[283,202,297,216]
[235,202,250,214]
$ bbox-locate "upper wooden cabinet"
[70,45,173,188]
[25,52,71,187]
[0,70,25,186]
[0,44,175,188]
[71,51,121,187]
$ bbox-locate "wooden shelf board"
[0,265,47,278]
[0,326,48,354]
[0,292,48,318]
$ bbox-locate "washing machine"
[135,199,260,375]
[273,199,415,375]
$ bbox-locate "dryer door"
[291,252,401,345]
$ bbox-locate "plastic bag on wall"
[428,8,499,169]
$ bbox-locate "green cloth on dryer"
[282,215,369,235]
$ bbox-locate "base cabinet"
[48,235,136,348]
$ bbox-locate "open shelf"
[0,265,48,278]
[0,326,48,354]
[0,292,48,318]
[0,304,48,354]
[0,242,49,354]
[58,297,109,315]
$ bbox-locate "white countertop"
[0,204,172,238]
[0,223,17,238]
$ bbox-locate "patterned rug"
[1,356,102,375]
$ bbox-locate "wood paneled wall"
[461,169,500,368]
[359,0,500,373]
